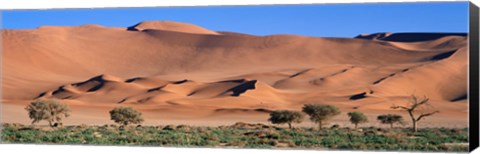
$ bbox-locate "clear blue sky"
[1,2,469,37]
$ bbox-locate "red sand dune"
[1,21,468,127]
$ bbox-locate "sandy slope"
[1,21,469,127]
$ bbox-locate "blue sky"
[1,2,469,37]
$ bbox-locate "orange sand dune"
[128,21,220,35]
[2,21,468,127]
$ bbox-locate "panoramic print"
[1,2,471,152]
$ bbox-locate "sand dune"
[356,32,467,42]
[371,47,468,101]
[127,21,220,35]
[1,21,469,127]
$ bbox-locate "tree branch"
[391,105,410,110]
[416,110,439,121]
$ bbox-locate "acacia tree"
[25,99,70,128]
[302,104,340,130]
[347,111,368,129]
[391,95,439,132]
[268,110,304,129]
[377,114,404,128]
[109,106,144,126]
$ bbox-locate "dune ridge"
[127,21,220,35]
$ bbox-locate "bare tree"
[391,95,439,132]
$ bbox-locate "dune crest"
[355,32,467,42]
[127,20,220,35]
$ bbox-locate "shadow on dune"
[349,92,368,100]
[173,79,189,84]
[349,90,374,101]
[227,80,257,97]
[125,77,144,83]
[429,50,457,61]
[71,75,111,92]
[356,32,467,42]
[450,94,468,102]
[214,108,272,113]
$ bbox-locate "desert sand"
[1,21,469,128]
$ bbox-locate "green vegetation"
[347,111,368,129]
[25,99,70,128]
[1,123,468,152]
[109,106,144,126]
[302,104,340,130]
[268,110,304,129]
[377,114,404,128]
[10,97,464,152]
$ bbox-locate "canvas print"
[0,1,475,152]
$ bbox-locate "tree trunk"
[354,123,358,129]
[390,123,393,129]
[412,121,417,133]
[408,111,416,132]
[318,121,322,130]
[288,123,292,129]
[48,120,53,128]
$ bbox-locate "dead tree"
[391,95,439,132]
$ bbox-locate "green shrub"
[347,111,368,128]
[377,114,404,128]
[302,104,340,130]
[25,99,70,128]
[0,123,469,152]
[109,106,144,126]
[268,110,304,129]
